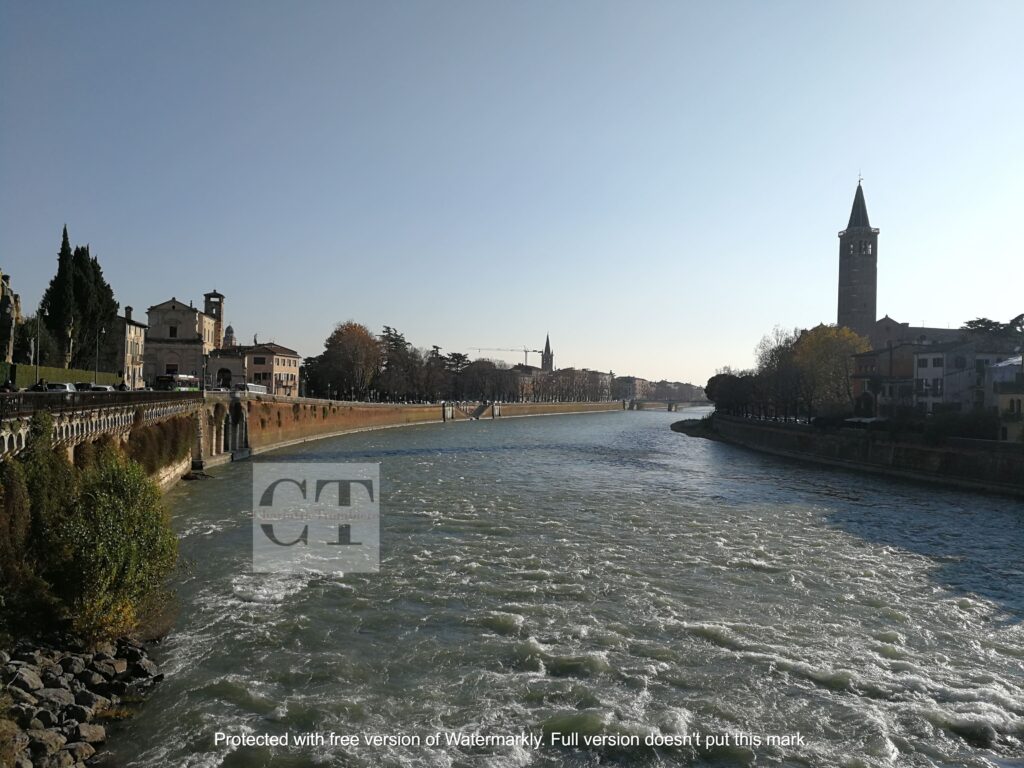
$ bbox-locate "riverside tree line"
[304,321,705,403]
[706,318,1022,439]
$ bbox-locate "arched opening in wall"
[223,415,231,452]
[230,401,246,451]
[16,432,25,450]
[217,368,233,389]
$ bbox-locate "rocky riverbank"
[1,638,162,768]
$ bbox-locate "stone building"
[113,306,147,389]
[0,269,22,364]
[143,294,223,383]
[247,343,301,395]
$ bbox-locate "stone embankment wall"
[497,402,623,418]
[244,401,442,454]
[240,398,623,456]
[711,414,1024,497]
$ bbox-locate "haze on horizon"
[1,1,1021,386]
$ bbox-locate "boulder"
[75,671,104,688]
[89,661,116,679]
[10,668,44,692]
[92,642,116,658]
[73,723,105,744]
[37,751,74,768]
[8,687,39,706]
[33,688,76,710]
[26,728,66,756]
[40,672,70,691]
[13,755,34,768]
[63,742,96,762]
[130,658,159,679]
[33,708,57,728]
[63,705,93,724]
[58,657,85,676]
[110,658,128,676]
[73,690,110,711]
[13,649,42,665]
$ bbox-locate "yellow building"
[247,343,301,396]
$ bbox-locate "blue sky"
[2,1,1021,384]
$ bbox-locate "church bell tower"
[837,180,878,338]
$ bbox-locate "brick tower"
[837,181,879,338]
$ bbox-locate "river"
[108,408,1024,767]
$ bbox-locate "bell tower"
[541,334,554,373]
[837,180,878,338]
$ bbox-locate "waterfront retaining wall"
[711,414,1024,497]
[237,398,623,457]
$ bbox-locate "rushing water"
[108,409,1024,768]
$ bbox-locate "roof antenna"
[858,171,864,185]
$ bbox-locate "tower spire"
[847,179,871,229]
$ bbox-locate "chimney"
[124,306,133,322]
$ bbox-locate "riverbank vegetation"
[304,321,705,403]
[0,413,178,647]
[706,324,870,421]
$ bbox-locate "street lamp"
[35,309,47,386]
[94,326,106,384]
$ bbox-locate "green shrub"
[56,451,177,641]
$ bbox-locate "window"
[918,358,929,369]
[932,378,943,396]
[169,326,178,338]
[165,363,179,374]
[932,358,943,368]
[253,356,266,365]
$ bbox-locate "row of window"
[915,378,944,396]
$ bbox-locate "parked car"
[90,384,116,392]
[46,382,77,393]
[74,382,94,392]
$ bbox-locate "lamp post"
[94,326,106,384]
[35,310,47,386]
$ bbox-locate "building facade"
[0,269,22,364]
[246,343,301,395]
[114,306,147,389]
[143,295,222,383]
[913,341,1014,414]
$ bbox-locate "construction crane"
[472,347,544,366]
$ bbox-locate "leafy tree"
[12,314,60,368]
[792,324,871,418]
[307,321,382,399]
[754,326,800,420]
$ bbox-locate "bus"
[154,373,201,392]
[234,382,268,394]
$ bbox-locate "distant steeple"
[847,180,871,229]
[541,334,554,373]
